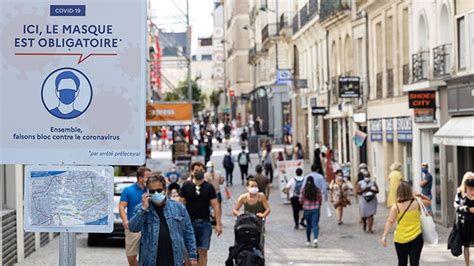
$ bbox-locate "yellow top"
[394,208,422,244]
[387,170,404,207]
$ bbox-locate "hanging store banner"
[311,107,327,116]
[385,118,394,142]
[414,108,435,123]
[146,103,193,126]
[369,119,383,142]
[408,91,436,109]
[397,117,413,142]
[0,0,147,165]
[339,76,360,98]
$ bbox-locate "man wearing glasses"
[180,162,222,266]
[129,175,197,265]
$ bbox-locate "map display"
[24,165,114,233]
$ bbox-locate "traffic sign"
[0,0,147,165]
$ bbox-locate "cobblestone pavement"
[17,140,466,265]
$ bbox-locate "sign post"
[1,1,147,265]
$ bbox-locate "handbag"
[416,198,438,245]
[448,217,463,257]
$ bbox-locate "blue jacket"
[129,200,197,265]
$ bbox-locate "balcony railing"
[248,45,257,63]
[309,0,319,19]
[262,23,279,44]
[279,12,293,32]
[433,43,451,77]
[320,0,351,21]
[300,4,310,28]
[292,14,299,34]
[376,72,382,99]
[412,51,429,82]
[386,68,394,98]
[402,64,410,85]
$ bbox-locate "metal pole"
[223,2,228,106]
[59,232,76,266]
[275,0,279,70]
[186,0,192,105]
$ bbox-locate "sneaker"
[294,225,299,230]
[313,239,318,248]
[306,241,311,247]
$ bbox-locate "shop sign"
[295,79,308,89]
[414,108,435,123]
[339,76,360,98]
[397,117,413,142]
[276,69,292,85]
[241,93,251,101]
[385,118,394,142]
[369,119,383,142]
[311,107,327,116]
[229,89,235,97]
[408,91,436,108]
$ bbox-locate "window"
[458,17,466,69]
[201,54,212,61]
[469,13,474,70]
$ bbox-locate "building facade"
[224,0,252,120]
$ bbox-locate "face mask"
[364,177,370,182]
[150,192,165,204]
[248,187,259,194]
[207,167,213,173]
[422,168,428,174]
[336,175,343,180]
[194,171,204,180]
[58,89,77,104]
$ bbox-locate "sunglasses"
[465,179,474,187]
[149,188,164,194]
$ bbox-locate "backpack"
[224,155,233,168]
[293,178,304,197]
[239,152,248,165]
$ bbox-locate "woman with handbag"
[381,182,431,266]
[356,171,379,233]
[454,171,474,266]
[329,170,352,225]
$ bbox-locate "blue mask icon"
[150,192,165,204]
[58,89,77,105]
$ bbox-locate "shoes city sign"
[0,0,147,165]
[339,76,360,98]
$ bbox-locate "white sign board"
[276,160,305,199]
[24,165,114,233]
[0,0,146,165]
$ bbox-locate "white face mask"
[248,187,259,194]
[364,177,370,182]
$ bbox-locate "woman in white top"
[283,168,306,229]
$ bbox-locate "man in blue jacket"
[129,175,197,265]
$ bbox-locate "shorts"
[124,229,141,256]
[192,221,212,250]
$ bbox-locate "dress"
[358,179,378,218]
[387,170,404,208]
[461,196,474,246]
[329,180,351,208]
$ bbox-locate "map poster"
[0,0,147,165]
[24,165,114,233]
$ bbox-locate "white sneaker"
[313,239,318,248]
[306,241,311,247]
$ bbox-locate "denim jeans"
[304,208,321,241]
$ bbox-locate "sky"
[151,0,215,53]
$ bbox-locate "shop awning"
[433,116,474,147]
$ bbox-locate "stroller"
[225,213,265,266]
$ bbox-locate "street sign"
[311,107,327,116]
[0,0,147,165]
[276,69,292,85]
[24,165,114,233]
[339,76,360,98]
[408,91,436,108]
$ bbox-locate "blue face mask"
[422,168,428,174]
[58,89,77,105]
[150,192,165,204]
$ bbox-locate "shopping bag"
[325,202,333,218]
[416,198,438,245]
[447,218,463,257]
[225,187,231,200]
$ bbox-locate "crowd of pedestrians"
[119,134,472,265]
